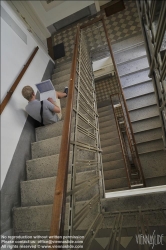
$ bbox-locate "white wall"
[0,1,54,187]
[29,1,95,28]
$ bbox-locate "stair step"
[118,56,149,76]
[54,61,71,73]
[137,139,164,154]
[102,191,166,212]
[130,105,159,122]
[114,44,146,64]
[99,114,115,126]
[99,119,116,129]
[134,127,162,144]
[32,135,95,160]
[97,105,111,114]
[132,116,161,133]
[31,136,62,159]
[36,121,63,141]
[52,73,70,85]
[120,68,150,88]
[145,176,166,187]
[104,168,127,180]
[13,200,97,233]
[139,150,166,179]
[103,159,125,171]
[98,108,113,118]
[102,144,121,154]
[100,130,119,141]
[52,78,69,90]
[105,177,129,190]
[127,92,156,111]
[123,80,154,99]
[52,67,71,79]
[26,152,73,180]
[102,151,123,163]
[112,34,144,52]
[21,171,97,206]
[101,137,120,148]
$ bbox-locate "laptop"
[35,79,56,101]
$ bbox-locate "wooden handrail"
[0,46,39,115]
[49,26,80,247]
[110,95,131,188]
[101,16,146,187]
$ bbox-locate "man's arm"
[47,98,60,113]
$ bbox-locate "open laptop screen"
[36,80,54,93]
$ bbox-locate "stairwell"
[11,13,166,250]
[111,33,166,187]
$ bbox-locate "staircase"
[13,29,103,249]
[112,34,166,187]
[97,103,129,193]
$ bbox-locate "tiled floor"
[95,75,120,103]
[53,0,141,64]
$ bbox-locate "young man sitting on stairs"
[22,85,68,126]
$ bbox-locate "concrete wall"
[1,1,54,188]
[29,0,95,28]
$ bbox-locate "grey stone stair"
[114,44,146,64]
[123,80,154,99]
[26,152,73,180]
[112,33,144,52]
[103,159,125,171]
[102,144,121,155]
[100,130,119,141]
[13,200,98,233]
[52,79,69,91]
[97,105,112,113]
[120,68,150,88]
[98,109,113,118]
[132,116,161,133]
[104,168,127,180]
[101,191,166,212]
[21,170,97,206]
[101,137,120,148]
[134,127,162,144]
[99,119,115,129]
[54,61,71,73]
[137,138,164,154]
[129,104,159,122]
[52,73,70,85]
[105,177,128,190]
[102,151,123,163]
[127,92,156,111]
[118,56,149,76]
[52,67,71,79]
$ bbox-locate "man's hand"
[47,97,60,113]
[47,97,54,103]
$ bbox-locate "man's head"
[22,86,35,101]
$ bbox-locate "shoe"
[64,87,68,97]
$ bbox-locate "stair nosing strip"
[134,125,162,134]
[119,66,149,78]
[113,41,144,54]
[131,114,159,123]
[136,137,162,145]
[123,79,152,89]
[126,91,155,101]
[138,147,164,155]
[128,102,157,112]
[116,54,147,66]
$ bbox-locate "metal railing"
[136,0,166,147]
[49,18,105,250]
[110,93,145,188]
[0,46,39,115]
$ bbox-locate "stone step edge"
[126,90,155,101]
[131,114,159,123]
[136,137,163,145]
[128,102,157,112]
[113,41,144,55]
[116,54,147,67]
[133,124,161,134]
[119,66,149,78]
[123,79,152,90]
